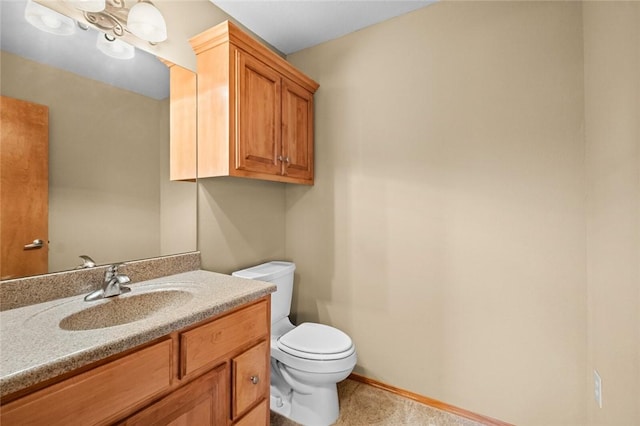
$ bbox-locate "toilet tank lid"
[231,261,295,281]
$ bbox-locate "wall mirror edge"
[0,0,198,282]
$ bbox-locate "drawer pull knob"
[250,375,259,385]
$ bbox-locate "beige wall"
[197,178,285,274]
[1,51,195,272]
[584,2,640,425]
[159,99,197,256]
[285,2,587,424]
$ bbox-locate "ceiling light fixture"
[24,0,76,36]
[70,0,106,13]
[80,0,167,44]
[127,1,167,43]
[96,31,135,59]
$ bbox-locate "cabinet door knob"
[250,375,259,385]
[277,155,284,162]
[284,157,290,164]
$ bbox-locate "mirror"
[0,0,197,280]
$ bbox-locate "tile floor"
[270,379,485,426]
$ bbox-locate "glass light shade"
[127,2,167,43]
[70,0,106,12]
[24,0,75,36]
[96,33,135,60]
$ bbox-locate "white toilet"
[232,261,356,426]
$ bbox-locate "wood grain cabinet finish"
[236,51,282,177]
[232,340,269,419]
[190,20,319,185]
[234,400,269,426]
[0,297,271,426]
[180,299,269,378]
[161,61,197,182]
[0,339,173,426]
[118,363,228,426]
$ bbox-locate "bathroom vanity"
[0,269,274,425]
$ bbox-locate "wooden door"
[0,96,49,280]
[281,78,314,182]
[236,50,282,176]
[119,363,228,426]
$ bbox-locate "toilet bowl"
[232,262,357,426]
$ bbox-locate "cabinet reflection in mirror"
[0,0,196,280]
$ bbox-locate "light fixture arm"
[82,0,128,38]
[76,0,167,44]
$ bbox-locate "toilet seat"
[271,339,357,375]
[277,323,355,361]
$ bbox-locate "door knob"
[24,239,44,250]
[250,375,259,385]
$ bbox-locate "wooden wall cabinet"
[190,21,319,185]
[1,297,271,426]
[162,61,197,182]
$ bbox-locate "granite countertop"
[0,270,275,398]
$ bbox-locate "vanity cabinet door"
[232,340,269,420]
[234,399,268,426]
[119,363,228,426]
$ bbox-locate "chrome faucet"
[75,255,96,269]
[84,263,131,302]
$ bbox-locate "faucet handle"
[105,263,126,279]
[86,263,131,301]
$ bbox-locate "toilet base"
[270,382,339,426]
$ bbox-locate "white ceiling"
[212,0,436,55]
[1,0,435,99]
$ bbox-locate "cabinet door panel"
[282,78,314,181]
[234,399,268,426]
[232,340,269,419]
[236,51,282,175]
[120,363,228,426]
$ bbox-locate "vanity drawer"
[180,300,268,377]
[232,340,269,419]
[1,339,172,426]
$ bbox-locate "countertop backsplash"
[0,252,201,311]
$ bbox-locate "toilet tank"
[232,261,296,324]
